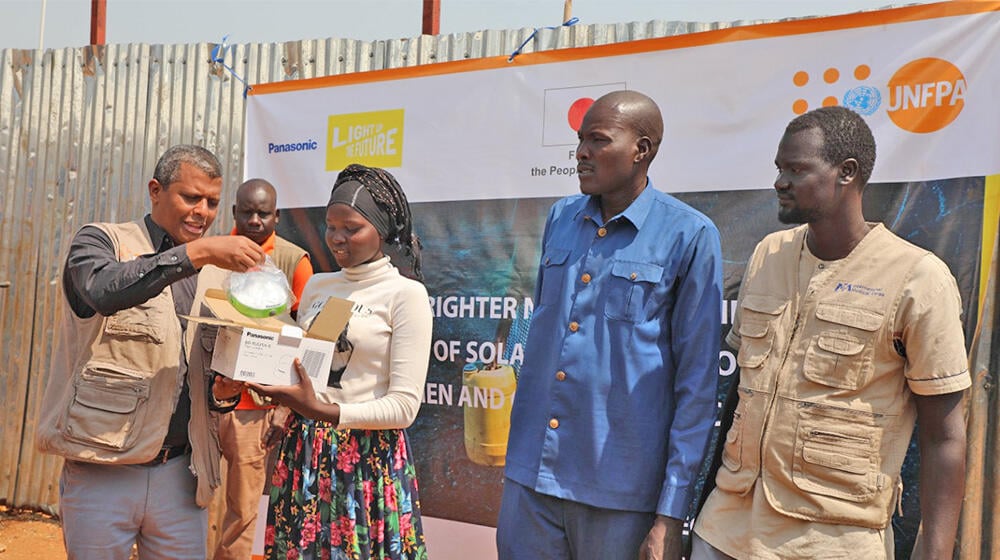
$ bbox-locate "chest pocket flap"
[739,294,788,338]
[542,248,570,267]
[815,304,883,331]
[742,294,788,316]
[610,260,664,284]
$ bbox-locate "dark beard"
[778,205,819,224]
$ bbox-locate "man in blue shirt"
[497,90,723,559]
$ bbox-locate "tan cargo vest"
[716,224,931,529]
[271,235,309,283]
[36,220,227,507]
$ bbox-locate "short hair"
[594,90,664,163]
[785,106,876,185]
[152,145,223,188]
[236,178,277,205]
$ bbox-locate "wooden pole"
[38,0,47,51]
[90,0,106,45]
[563,0,573,22]
[422,0,440,35]
[957,227,998,559]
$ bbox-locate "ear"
[274,208,281,223]
[635,136,653,164]
[839,159,860,185]
[148,179,163,204]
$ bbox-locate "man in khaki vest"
[36,145,266,560]
[692,106,970,559]
[213,178,313,560]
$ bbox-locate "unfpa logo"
[789,57,966,134]
[885,58,966,133]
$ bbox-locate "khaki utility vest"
[716,224,932,528]
[36,220,227,507]
[271,235,309,282]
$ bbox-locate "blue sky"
[1,0,936,50]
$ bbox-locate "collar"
[575,178,655,229]
[144,214,174,251]
[230,227,276,252]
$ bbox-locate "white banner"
[243,2,998,556]
[247,3,1000,208]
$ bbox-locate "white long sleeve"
[296,256,432,429]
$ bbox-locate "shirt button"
[818,263,825,269]
[630,272,637,280]
[569,321,579,332]
[549,418,560,429]
[170,255,177,262]
[176,267,183,273]
[597,228,607,238]
[555,371,567,381]
[581,273,591,284]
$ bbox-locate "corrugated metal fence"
[0,12,770,513]
[1,14,996,557]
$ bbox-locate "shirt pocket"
[803,304,883,391]
[538,248,570,306]
[735,294,788,369]
[604,260,664,323]
[63,363,152,451]
[792,406,883,503]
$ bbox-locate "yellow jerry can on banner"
[462,362,516,466]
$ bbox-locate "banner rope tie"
[508,17,580,63]
[211,35,252,98]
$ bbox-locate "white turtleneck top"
[296,256,432,429]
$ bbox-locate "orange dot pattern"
[790,64,872,114]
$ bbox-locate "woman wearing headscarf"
[251,164,431,560]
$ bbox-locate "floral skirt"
[265,415,428,560]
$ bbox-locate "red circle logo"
[567,98,594,131]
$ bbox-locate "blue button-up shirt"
[505,182,722,518]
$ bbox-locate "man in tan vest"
[692,106,970,559]
[213,178,313,560]
[36,145,266,560]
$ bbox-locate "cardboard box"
[185,289,354,386]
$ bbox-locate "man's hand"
[262,405,291,448]
[186,235,265,271]
[212,374,244,401]
[639,515,684,560]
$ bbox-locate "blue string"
[508,17,580,63]
[210,35,252,98]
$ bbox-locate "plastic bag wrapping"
[225,255,294,318]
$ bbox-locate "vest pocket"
[792,413,881,503]
[735,295,787,369]
[64,363,151,450]
[716,387,763,495]
[804,304,882,390]
[104,295,169,344]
